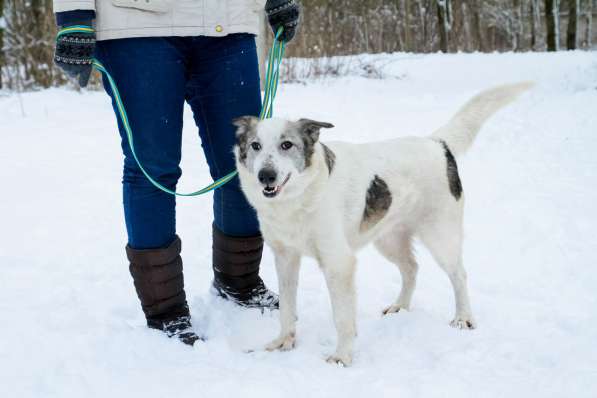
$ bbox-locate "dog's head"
[232,116,334,200]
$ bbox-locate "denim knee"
[122,158,182,191]
[213,181,260,237]
[121,160,181,250]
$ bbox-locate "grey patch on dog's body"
[439,140,463,200]
[320,143,336,174]
[360,175,392,232]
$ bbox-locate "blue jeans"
[95,34,261,250]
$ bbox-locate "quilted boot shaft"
[126,236,188,320]
[212,225,279,309]
[126,236,200,345]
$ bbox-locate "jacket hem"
[96,25,260,41]
[53,1,96,13]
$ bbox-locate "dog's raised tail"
[431,82,533,157]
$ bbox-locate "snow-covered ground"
[1,51,596,397]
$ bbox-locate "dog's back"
[320,82,534,240]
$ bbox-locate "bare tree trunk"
[583,0,593,47]
[437,3,447,52]
[567,0,579,49]
[471,0,484,51]
[436,0,451,52]
[416,0,429,52]
[512,0,521,51]
[0,0,4,89]
[545,0,561,50]
[403,0,411,52]
[518,1,526,50]
[530,0,540,49]
[460,1,472,51]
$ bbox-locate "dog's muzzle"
[261,173,291,198]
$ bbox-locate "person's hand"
[265,0,300,43]
[54,24,96,87]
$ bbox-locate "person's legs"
[185,33,261,236]
[96,37,188,249]
[185,34,278,308]
[96,37,200,344]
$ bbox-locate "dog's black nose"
[258,168,277,185]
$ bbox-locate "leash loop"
[58,26,286,196]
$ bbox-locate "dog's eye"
[280,141,293,150]
[250,142,261,151]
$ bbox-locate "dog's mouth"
[262,173,291,198]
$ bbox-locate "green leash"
[57,26,286,196]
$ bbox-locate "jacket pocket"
[111,0,172,13]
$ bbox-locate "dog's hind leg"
[265,244,301,352]
[418,214,476,330]
[374,230,418,315]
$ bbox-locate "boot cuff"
[126,236,181,267]
[212,225,263,252]
[212,224,263,277]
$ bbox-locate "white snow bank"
[1,51,596,398]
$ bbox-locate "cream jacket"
[53,0,265,40]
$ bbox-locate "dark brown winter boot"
[126,236,201,346]
[211,225,279,310]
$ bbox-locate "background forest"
[0,0,596,90]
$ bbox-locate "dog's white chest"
[260,211,316,256]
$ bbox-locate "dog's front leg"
[265,244,301,352]
[320,250,357,367]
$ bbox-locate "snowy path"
[1,51,596,397]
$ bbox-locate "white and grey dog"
[233,83,532,366]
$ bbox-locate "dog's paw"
[265,333,296,352]
[382,303,408,316]
[450,317,477,330]
[326,352,353,367]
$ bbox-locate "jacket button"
[215,25,223,32]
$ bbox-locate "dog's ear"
[297,118,334,143]
[232,116,259,138]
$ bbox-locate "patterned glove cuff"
[55,27,96,65]
[265,0,297,16]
